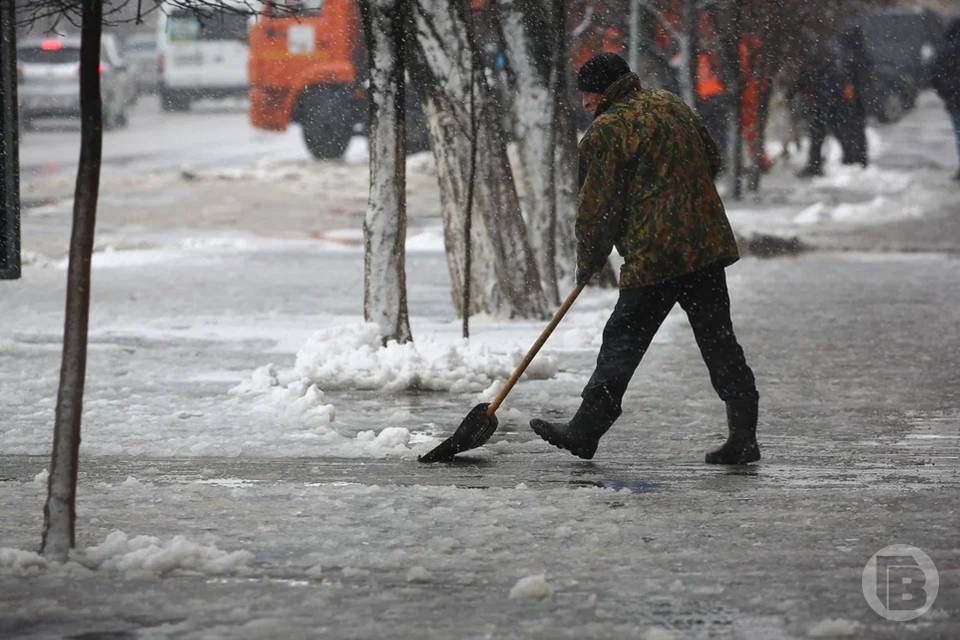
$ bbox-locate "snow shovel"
[418,283,586,463]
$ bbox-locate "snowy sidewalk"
[3,91,959,639]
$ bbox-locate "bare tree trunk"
[360,0,413,345]
[553,86,578,288]
[411,0,548,319]
[551,0,577,290]
[499,0,560,304]
[682,0,698,107]
[41,0,102,562]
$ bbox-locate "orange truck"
[248,0,366,158]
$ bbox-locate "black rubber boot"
[705,399,761,464]
[530,386,621,460]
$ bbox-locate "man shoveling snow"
[530,53,761,465]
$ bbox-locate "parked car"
[156,0,252,112]
[844,8,946,123]
[17,34,137,130]
[124,32,160,94]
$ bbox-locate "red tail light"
[16,64,23,83]
[158,52,165,75]
[40,39,63,52]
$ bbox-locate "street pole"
[628,0,639,71]
[0,0,21,280]
[719,0,742,200]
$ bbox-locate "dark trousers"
[696,97,729,156]
[837,100,868,166]
[807,102,867,170]
[584,266,758,410]
[806,107,835,171]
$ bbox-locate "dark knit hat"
[576,53,631,93]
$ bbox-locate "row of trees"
[362,0,914,342]
[363,0,591,347]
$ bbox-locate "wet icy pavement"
[1,446,957,640]
[2,247,959,639]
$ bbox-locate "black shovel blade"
[418,403,499,463]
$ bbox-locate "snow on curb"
[0,530,253,578]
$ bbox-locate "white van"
[156,1,255,111]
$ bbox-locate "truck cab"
[248,0,366,159]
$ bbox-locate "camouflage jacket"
[576,73,740,288]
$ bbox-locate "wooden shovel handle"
[486,283,586,416]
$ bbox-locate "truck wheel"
[301,114,352,160]
[298,89,355,159]
[161,88,190,112]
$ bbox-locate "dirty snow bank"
[0,530,253,578]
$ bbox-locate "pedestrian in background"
[788,31,847,178]
[837,26,872,167]
[530,53,761,465]
[931,18,960,181]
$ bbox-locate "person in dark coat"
[529,53,760,465]
[837,27,872,167]
[931,18,960,180]
[789,32,848,177]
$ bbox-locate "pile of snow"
[81,530,254,576]
[292,322,557,393]
[227,322,560,458]
[807,618,864,637]
[229,363,430,458]
[230,364,336,427]
[0,548,49,576]
[508,573,553,600]
[0,531,253,578]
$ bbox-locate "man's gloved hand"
[576,265,594,287]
